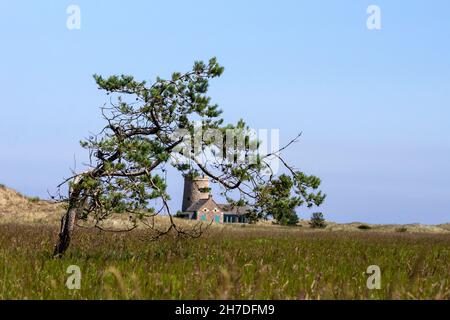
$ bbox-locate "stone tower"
[182,175,210,211]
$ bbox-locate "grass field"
[0,223,449,300]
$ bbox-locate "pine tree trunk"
[53,176,86,257]
[53,204,79,257]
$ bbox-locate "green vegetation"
[28,196,40,203]
[0,224,449,299]
[254,174,324,226]
[309,212,327,229]
[358,224,372,230]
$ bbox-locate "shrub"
[28,197,40,203]
[396,227,408,233]
[174,211,190,219]
[309,212,327,229]
[275,210,299,226]
[174,211,184,217]
[358,224,371,230]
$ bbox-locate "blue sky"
[0,1,449,223]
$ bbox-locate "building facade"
[179,175,249,224]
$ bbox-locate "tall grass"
[0,224,449,299]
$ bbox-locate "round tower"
[182,175,210,211]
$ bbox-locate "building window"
[201,214,206,221]
[215,215,220,223]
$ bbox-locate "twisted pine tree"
[53,58,325,256]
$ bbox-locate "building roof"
[219,204,251,216]
[184,197,250,216]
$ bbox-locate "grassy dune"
[1,184,449,233]
[0,223,449,300]
[0,185,62,225]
